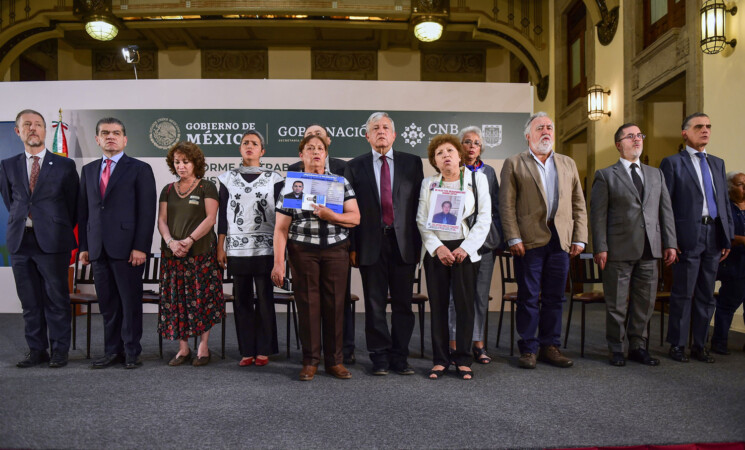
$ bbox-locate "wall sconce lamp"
[587,85,611,121]
[121,45,140,79]
[700,0,737,54]
[74,0,119,41]
[412,0,448,42]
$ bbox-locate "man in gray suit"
[590,123,677,367]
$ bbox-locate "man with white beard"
[499,112,588,369]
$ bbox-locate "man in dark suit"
[78,117,157,369]
[0,109,78,368]
[591,123,677,367]
[344,112,424,376]
[660,112,734,363]
[288,124,357,364]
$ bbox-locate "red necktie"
[380,155,394,226]
[100,159,112,198]
[29,156,40,192]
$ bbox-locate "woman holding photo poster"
[271,134,360,381]
[217,130,284,367]
[416,134,491,380]
[447,126,503,365]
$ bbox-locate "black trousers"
[424,240,479,367]
[233,271,279,357]
[11,228,71,354]
[359,231,416,367]
[92,250,145,357]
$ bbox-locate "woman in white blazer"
[416,134,491,380]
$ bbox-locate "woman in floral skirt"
[158,141,223,367]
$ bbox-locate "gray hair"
[523,111,551,137]
[365,112,395,134]
[241,130,265,149]
[727,171,745,186]
[458,126,483,142]
[15,109,46,128]
[682,112,709,130]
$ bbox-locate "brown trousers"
[287,240,350,367]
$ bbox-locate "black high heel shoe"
[472,345,492,364]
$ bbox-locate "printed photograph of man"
[284,180,304,199]
[432,199,457,225]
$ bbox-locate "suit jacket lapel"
[16,154,31,197]
[640,163,655,205]
[362,152,381,210]
[103,154,129,199]
[680,152,704,196]
[612,161,641,202]
[521,150,548,209]
[391,150,402,201]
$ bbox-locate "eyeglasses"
[617,133,646,142]
[462,139,482,147]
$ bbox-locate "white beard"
[532,138,553,155]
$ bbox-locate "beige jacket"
[499,150,588,252]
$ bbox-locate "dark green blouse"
[159,179,218,257]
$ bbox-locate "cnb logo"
[149,118,181,150]
[401,122,425,148]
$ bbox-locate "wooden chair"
[69,259,98,359]
[387,265,427,357]
[219,268,235,360]
[495,251,519,356]
[563,253,604,357]
[655,258,673,346]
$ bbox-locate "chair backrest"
[498,251,517,292]
[142,253,162,285]
[570,253,602,295]
[72,258,96,291]
[413,264,423,294]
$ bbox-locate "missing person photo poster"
[426,188,466,232]
[281,171,345,213]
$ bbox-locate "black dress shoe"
[392,363,415,375]
[124,354,143,369]
[48,352,69,368]
[16,350,49,368]
[668,346,689,363]
[690,346,715,363]
[627,348,660,366]
[343,352,356,365]
[371,363,389,376]
[710,343,730,355]
[609,352,626,367]
[91,353,124,369]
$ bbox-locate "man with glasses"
[660,113,734,363]
[499,112,587,369]
[590,123,677,367]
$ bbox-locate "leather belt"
[382,226,395,235]
[701,216,715,225]
[546,219,555,227]
[24,226,34,233]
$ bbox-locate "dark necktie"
[29,156,40,193]
[695,152,718,218]
[630,163,644,198]
[100,159,112,198]
[380,155,394,226]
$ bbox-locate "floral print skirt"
[158,246,225,340]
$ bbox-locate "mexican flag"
[51,118,68,157]
[53,110,76,264]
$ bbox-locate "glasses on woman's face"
[617,133,646,142]
[463,139,482,147]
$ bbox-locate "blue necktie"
[695,152,718,219]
